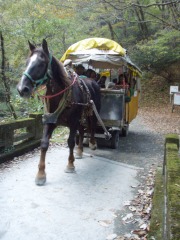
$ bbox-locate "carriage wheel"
[122,125,129,137]
[110,131,120,149]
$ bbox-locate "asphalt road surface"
[0,115,164,240]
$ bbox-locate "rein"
[37,75,77,99]
[42,75,77,125]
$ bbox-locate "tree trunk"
[107,21,115,40]
[169,0,180,29]
[0,32,17,119]
[136,0,149,39]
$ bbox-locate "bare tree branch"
[131,0,180,9]
[144,10,180,30]
[99,0,180,11]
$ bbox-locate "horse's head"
[17,39,51,98]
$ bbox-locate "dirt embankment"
[139,75,180,135]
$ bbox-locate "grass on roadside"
[148,167,164,240]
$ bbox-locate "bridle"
[23,53,53,90]
[23,53,77,99]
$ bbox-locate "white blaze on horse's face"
[25,53,38,73]
[17,53,38,98]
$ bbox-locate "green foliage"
[12,94,43,117]
[132,29,180,73]
[0,0,180,118]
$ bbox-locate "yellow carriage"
[61,38,142,148]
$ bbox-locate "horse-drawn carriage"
[17,38,141,185]
[61,38,142,149]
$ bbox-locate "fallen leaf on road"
[98,220,112,227]
[129,206,136,212]
[138,189,144,194]
[133,229,147,237]
[115,237,125,240]
[123,200,131,206]
[140,223,148,230]
[106,233,117,240]
[122,213,133,221]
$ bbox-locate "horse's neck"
[51,56,71,90]
[45,56,71,111]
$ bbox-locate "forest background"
[0,0,180,119]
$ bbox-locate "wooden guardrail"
[0,113,43,163]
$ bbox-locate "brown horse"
[17,39,101,185]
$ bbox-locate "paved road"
[0,115,164,240]
[85,115,164,171]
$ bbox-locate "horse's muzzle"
[17,84,31,98]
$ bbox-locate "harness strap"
[42,75,77,124]
[38,75,77,99]
[41,75,89,124]
[42,88,72,124]
[90,100,111,140]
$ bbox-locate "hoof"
[83,138,89,145]
[89,142,97,150]
[75,150,83,159]
[64,166,76,173]
[35,173,46,186]
[75,154,82,159]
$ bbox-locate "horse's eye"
[39,61,46,67]
[39,53,46,60]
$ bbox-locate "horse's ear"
[42,39,49,55]
[28,41,35,52]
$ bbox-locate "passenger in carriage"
[108,73,128,90]
[90,70,97,80]
[117,72,128,87]
[95,73,101,82]
[129,78,137,96]
[75,64,86,78]
[107,73,132,102]
[85,69,97,80]
[107,78,117,88]
[97,75,106,88]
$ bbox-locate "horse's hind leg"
[35,123,56,185]
[89,116,97,150]
[65,127,77,173]
[75,125,84,159]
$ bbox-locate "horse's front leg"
[35,123,56,185]
[65,127,77,173]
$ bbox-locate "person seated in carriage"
[117,72,128,88]
[75,64,86,78]
[97,75,106,88]
[85,69,97,80]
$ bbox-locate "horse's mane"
[51,56,72,87]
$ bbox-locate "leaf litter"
[114,166,156,240]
